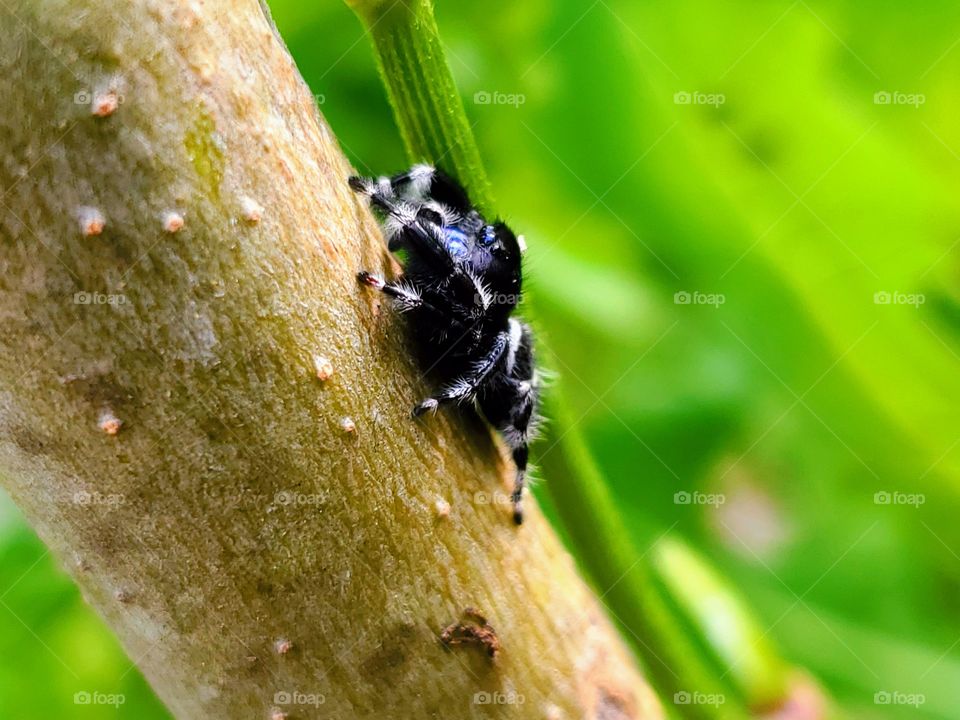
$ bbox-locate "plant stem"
[347,0,493,212]
[0,1,660,716]
[538,395,757,719]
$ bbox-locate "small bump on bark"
[77,206,105,236]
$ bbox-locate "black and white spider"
[350,164,539,525]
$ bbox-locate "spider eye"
[479,225,497,247]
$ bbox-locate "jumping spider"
[350,165,539,524]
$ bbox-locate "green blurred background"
[3,0,960,717]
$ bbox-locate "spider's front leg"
[356,271,477,339]
[358,271,431,313]
[349,164,472,212]
[412,331,510,417]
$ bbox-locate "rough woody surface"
[0,1,662,718]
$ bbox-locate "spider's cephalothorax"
[350,164,539,525]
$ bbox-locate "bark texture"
[0,1,663,718]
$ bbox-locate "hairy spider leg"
[355,271,471,324]
[477,320,538,524]
[383,164,473,213]
[350,179,462,270]
[504,384,535,525]
[412,330,510,417]
[351,177,493,325]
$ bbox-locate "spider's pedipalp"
[465,268,493,314]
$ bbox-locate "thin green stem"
[538,394,758,719]
[348,0,493,211]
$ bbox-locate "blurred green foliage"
[3,0,960,717]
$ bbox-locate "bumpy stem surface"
[0,1,662,718]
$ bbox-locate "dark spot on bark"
[199,412,231,442]
[9,424,50,456]
[5,421,75,465]
[61,368,137,425]
[360,621,417,680]
[596,687,633,720]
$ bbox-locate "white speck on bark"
[162,211,184,233]
[77,206,105,236]
[313,355,334,381]
[241,196,264,223]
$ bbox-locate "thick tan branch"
[0,1,661,718]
